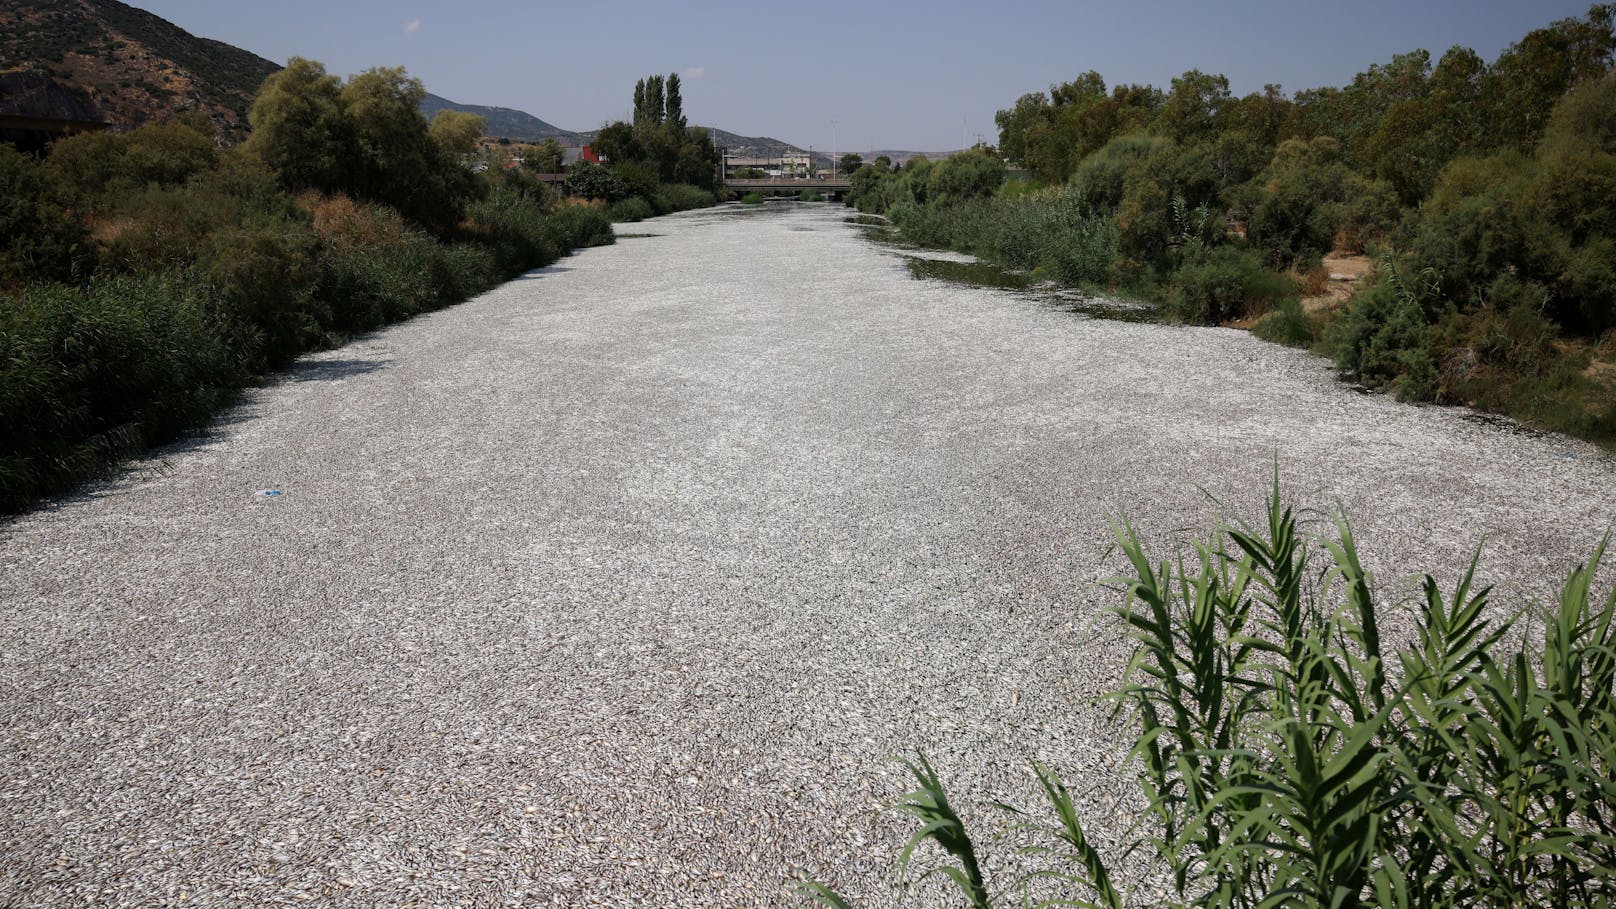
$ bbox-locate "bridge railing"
[724,178,851,190]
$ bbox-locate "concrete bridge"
[724,176,852,197]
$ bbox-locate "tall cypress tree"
[647,75,665,125]
[666,73,686,130]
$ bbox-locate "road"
[2,204,1613,907]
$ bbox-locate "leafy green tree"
[565,160,624,201]
[597,73,719,193]
[926,148,1006,206]
[665,73,686,130]
[1485,4,1616,150]
[1155,70,1231,143]
[340,66,474,233]
[839,153,862,175]
[47,118,219,210]
[245,57,353,195]
[523,138,566,174]
[428,109,486,159]
[673,129,721,187]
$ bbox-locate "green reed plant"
[807,480,1616,908]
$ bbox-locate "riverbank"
[3,204,1610,906]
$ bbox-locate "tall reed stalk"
[808,481,1616,908]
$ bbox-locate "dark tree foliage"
[596,72,719,193]
[244,58,477,234]
[0,145,92,287]
[854,5,1616,441]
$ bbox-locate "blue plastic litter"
[256,489,284,497]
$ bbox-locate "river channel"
[2,202,1613,907]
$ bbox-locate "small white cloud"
[683,66,705,80]
[404,19,422,34]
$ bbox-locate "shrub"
[565,160,625,202]
[1167,245,1295,323]
[609,160,660,203]
[610,196,655,222]
[925,148,1007,206]
[1327,264,1445,400]
[1251,296,1317,346]
[0,274,236,512]
[469,185,562,273]
[545,203,614,249]
[656,182,716,213]
[197,213,324,367]
[0,145,92,287]
[740,192,765,205]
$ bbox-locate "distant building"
[724,152,809,179]
[563,145,600,167]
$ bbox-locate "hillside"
[0,0,836,162]
[419,93,582,143]
[0,0,279,137]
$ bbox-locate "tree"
[340,66,471,233]
[429,109,485,159]
[645,75,665,126]
[245,57,352,194]
[246,60,476,234]
[926,148,1006,206]
[523,138,565,174]
[565,160,624,201]
[1156,69,1231,143]
[596,73,720,193]
[665,73,686,130]
[839,153,863,175]
[1485,4,1616,150]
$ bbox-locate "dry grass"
[301,193,410,252]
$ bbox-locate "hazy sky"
[133,0,1598,152]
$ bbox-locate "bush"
[1167,245,1295,323]
[545,202,614,249]
[1251,295,1318,346]
[1327,264,1445,400]
[197,213,324,367]
[610,196,655,222]
[925,148,1007,206]
[469,185,563,272]
[740,192,765,205]
[656,182,715,212]
[564,160,624,202]
[0,145,92,287]
[0,274,236,512]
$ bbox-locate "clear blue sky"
[132,0,1600,152]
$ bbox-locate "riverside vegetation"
[808,483,1616,908]
[845,5,1616,445]
[0,63,718,514]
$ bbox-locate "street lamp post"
[831,119,839,179]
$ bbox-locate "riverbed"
[2,203,1612,907]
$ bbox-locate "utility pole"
[831,119,839,178]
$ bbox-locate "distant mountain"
[0,0,279,137]
[419,94,583,143]
[0,0,866,164]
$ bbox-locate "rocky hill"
[1,0,831,161]
[0,0,279,138]
[419,94,581,143]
